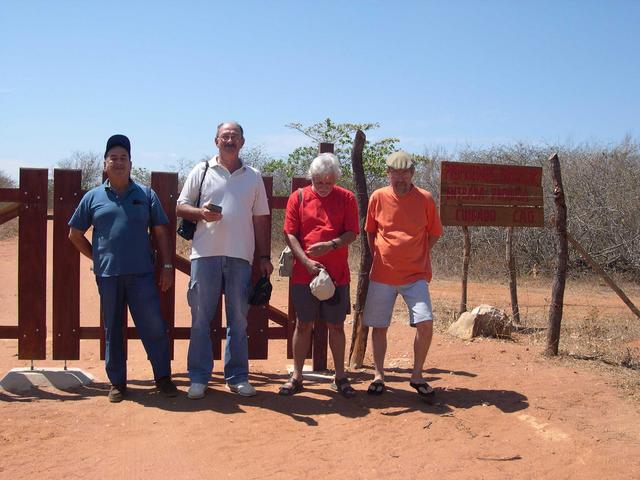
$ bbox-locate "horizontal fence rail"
[1,167,328,369]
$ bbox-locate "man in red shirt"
[280,153,360,397]
[364,151,443,398]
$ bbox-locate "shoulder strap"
[144,185,154,230]
[195,160,210,208]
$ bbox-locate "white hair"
[307,153,341,180]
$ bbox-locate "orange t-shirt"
[365,185,443,285]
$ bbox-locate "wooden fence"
[0,168,330,370]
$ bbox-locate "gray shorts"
[363,279,434,328]
[291,284,351,325]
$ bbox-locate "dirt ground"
[1,231,640,480]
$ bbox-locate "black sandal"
[278,376,303,396]
[367,379,385,396]
[331,377,356,398]
[409,380,435,397]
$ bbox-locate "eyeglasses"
[218,134,241,142]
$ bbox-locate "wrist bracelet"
[162,264,174,269]
[331,240,338,249]
[260,255,271,260]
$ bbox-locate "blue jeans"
[96,273,171,386]
[187,256,252,385]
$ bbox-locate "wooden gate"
[0,168,330,370]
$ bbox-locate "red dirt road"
[1,233,639,479]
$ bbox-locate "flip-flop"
[278,376,303,396]
[367,379,385,396]
[409,380,435,397]
[331,377,356,398]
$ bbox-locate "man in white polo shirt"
[177,122,273,399]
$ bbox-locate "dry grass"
[0,218,18,241]
[424,275,640,401]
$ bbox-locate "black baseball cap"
[104,134,131,158]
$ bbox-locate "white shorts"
[363,279,434,328]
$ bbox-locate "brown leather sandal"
[278,376,303,396]
[331,377,356,398]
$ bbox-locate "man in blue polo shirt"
[68,134,178,403]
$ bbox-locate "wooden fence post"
[348,130,370,369]
[18,168,48,359]
[310,143,337,370]
[506,227,521,324]
[287,177,312,361]
[247,176,273,359]
[567,232,640,319]
[458,226,471,318]
[52,169,82,359]
[151,172,178,358]
[546,153,568,356]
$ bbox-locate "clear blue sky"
[1,1,638,180]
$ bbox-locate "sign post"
[440,161,544,322]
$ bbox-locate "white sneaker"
[227,381,257,397]
[188,383,207,399]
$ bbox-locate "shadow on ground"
[1,366,528,424]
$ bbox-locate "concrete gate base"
[286,364,334,381]
[0,367,94,393]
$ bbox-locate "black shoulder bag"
[177,160,210,240]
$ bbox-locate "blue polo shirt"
[68,180,169,277]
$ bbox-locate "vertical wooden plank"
[99,300,128,361]
[506,227,521,324]
[313,144,333,370]
[286,277,295,359]
[287,177,313,360]
[18,168,48,359]
[315,144,334,371]
[347,130,370,369]
[319,143,334,154]
[151,172,178,359]
[546,153,568,356]
[52,169,82,359]
[458,226,471,317]
[212,303,223,360]
[99,171,107,360]
[247,177,273,358]
[247,306,269,359]
[98,169,127,362]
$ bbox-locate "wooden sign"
[440,161,544,227]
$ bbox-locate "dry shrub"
[0,217,18,241]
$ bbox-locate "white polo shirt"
[177,156,270,262]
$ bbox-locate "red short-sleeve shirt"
[284,185,360,285]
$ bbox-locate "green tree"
[262,118,400,193]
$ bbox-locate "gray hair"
[308,153,341,180]
[215,121,244,139]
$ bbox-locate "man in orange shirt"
[363,151,443,398]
